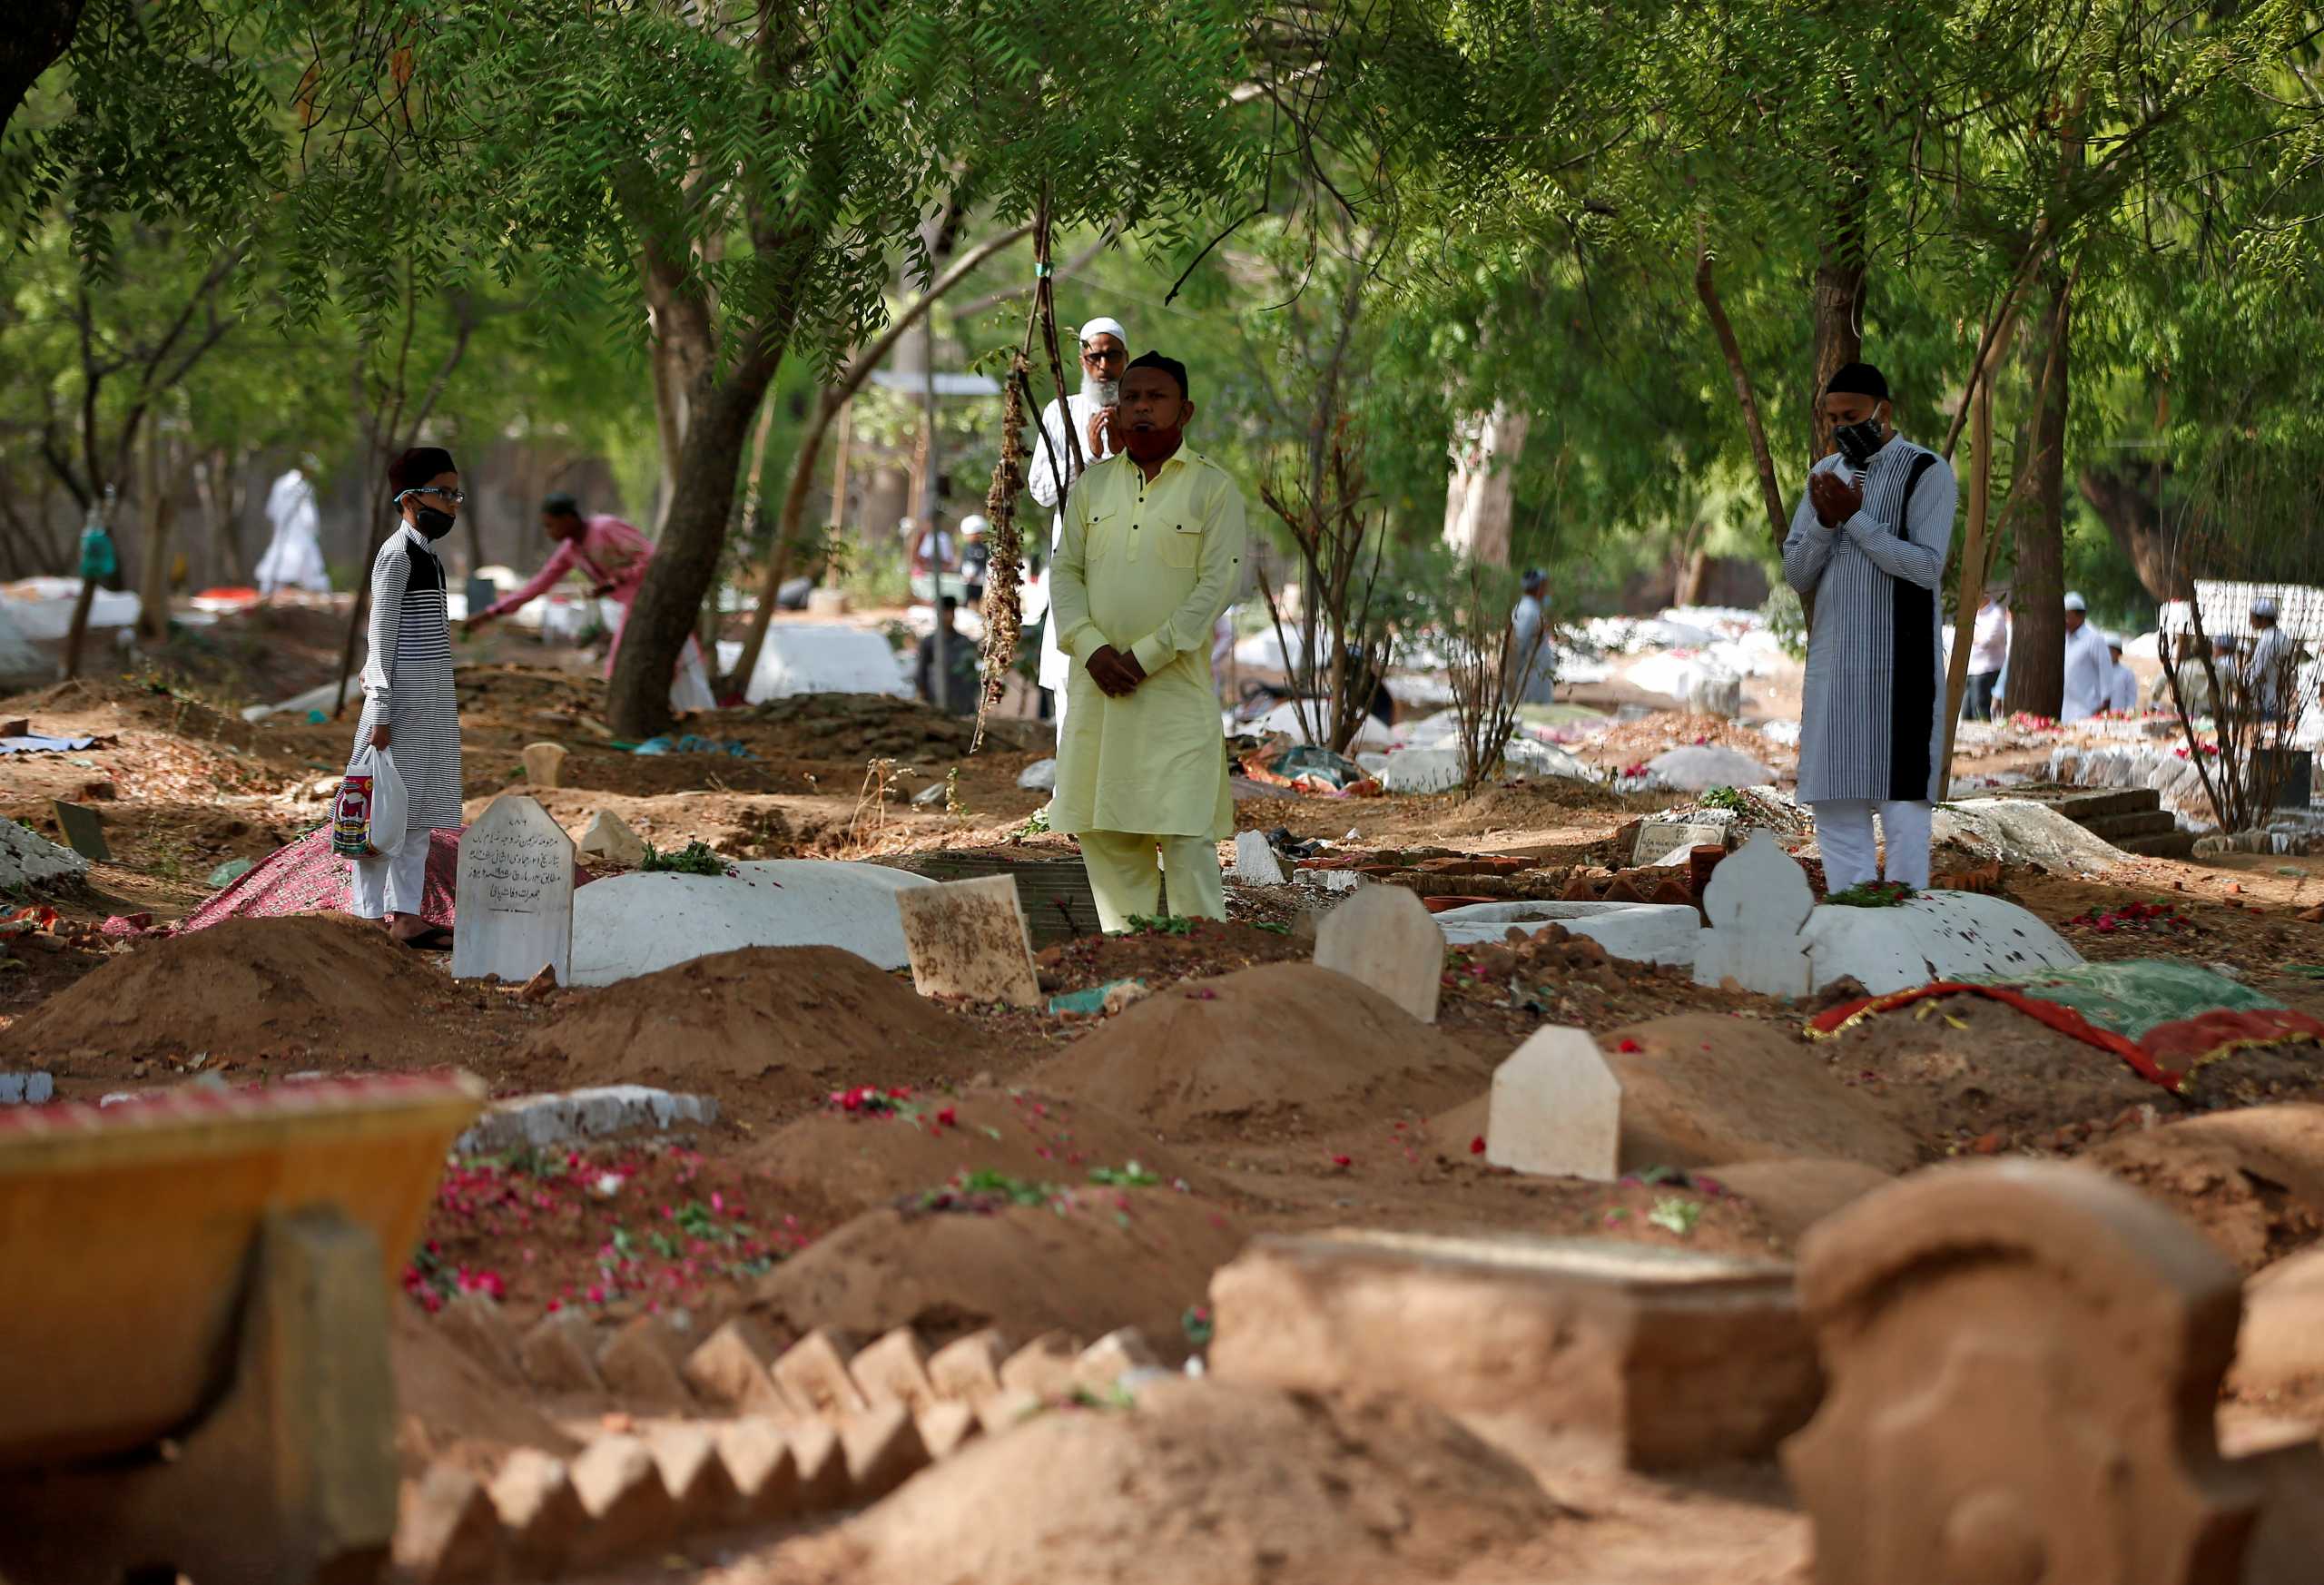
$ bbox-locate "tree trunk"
[135,421,172,642]
[0,0,83,141]
[2078,466,2191,603]
[1695,231,1788,555]
[1442,404,1527,566]
[2006,267,2073,719]
[606,367,777,735]
[1809,204,1866,460]
[1675,546,1711,607]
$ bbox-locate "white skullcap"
[2106,633,2124,649]
[2253,596,2280,617]
[960,514,988,537]
[1078,316,1128,346]
[2063,592,2087,612]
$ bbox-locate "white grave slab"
[0,817,88,888]
[1485,1027,1620,1181]
[1501,738,1596,782]
[1692,830,1815,996]
[894,874,1042,1009]
[568,860,933,986]
[1230,831,1286,886]
[1433,900,1701,968]
[453,794,575,985]
[1646,745,1776,792]
[741,623,911,703]
[1799,891,2083,995]
[1380,747,1465,794]
[1315,885,1446,1024]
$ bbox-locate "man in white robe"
[256,458,330,597]
[1029,316,1129,742]
[2244,596,2295,721]
[2104,637,2139,714]
[2059,593,2112,723]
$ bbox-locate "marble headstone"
[1691,829,1815,996]
[452,794,575,985]
[1315,884,1446,1024]
[1486,1027,1620,1180]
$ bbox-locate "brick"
[392,1464,500,1584]
[927,1328,1010,1404]
[518,1309,605,1393]
[915,1402,982,1461]
[773,1326,870,1417]
[647,1423,741,1530]
[998,1331,1081,1399]
[435,1291,521,1380]
[1071,1327,1160,1393]
[596,1314,694,1409]
[849,1327,938,1413]
[488,1450,587,1575]
[1208,1229,1815,1471]
[714,1416,800,1523]
[683,1316,791,1413]
[841,1402,931,1502]
[973,1386,1045,1439]
[787,1421,849,1511]
[568,1434,677,1564]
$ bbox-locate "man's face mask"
[413,506,456,540]
[1834,410,1887,466]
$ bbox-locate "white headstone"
[1315,885,1446,1024]
[576,809,647,868]
[894,874,1042,1009]
[452,794,576,985]
[1231,831,1286,886]
[522,742,567,788]
[1691,829,1814,995]
[1485,1027,1620,1181]
[1799,891,2083,995]
[568,860,932,986]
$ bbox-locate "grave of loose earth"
[1314,884,1445,1024]
[1485,1027,1620,1180]
[568,860,931,986]
[451,794,575,986]
[894,875,1042,1010]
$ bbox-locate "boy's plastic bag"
[331,743,409,859]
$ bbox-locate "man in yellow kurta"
[1050,351,1246,931]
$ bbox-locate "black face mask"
[1834,416,1886,467]
[411,506,456,541]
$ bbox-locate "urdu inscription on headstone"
[452,794,575,986]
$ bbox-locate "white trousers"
[350,835,429,920]
[1050,676,1071,748]
[1813,800,1933,892]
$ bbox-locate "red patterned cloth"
[174,825,597,935]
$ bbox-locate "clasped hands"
[1086,645,1147,698]
[1809,470,1864,529]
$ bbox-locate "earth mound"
[2083,1105,2324,1272]
[742,1086,1206,1223]
[749,1186,1246,1356]
[389,1301,576,1478]
[1,914,458,1071]
[507,946,990,1124]
[786,1377,1566,1585]
[1028,961,1494,1137]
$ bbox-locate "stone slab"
[1229,830,1286,886]
[520,743,566,789]
[894,874,1042,1010]
[576,809,647,868]
[1798,891,2082,996]
[0,1073,55,1106]
[1691,829,1816,995]
[1434,900,1702,968]
[452,1086,719,1155]
[1486,1028,1621,1181]
[451,794,575,986]
[1633,820,1729,868]
[1208,1230,1816,1470]
[1314,885,1445,1024]
[569,860,932,986]
[50,800,110,862]
[0,817,88,887]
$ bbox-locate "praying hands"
[1809,470,1863,527]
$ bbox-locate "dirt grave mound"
[2083,1105,2324,1273]
[743,1087,1208,1223]
[390,1300,576,1479]
[787,1377,1566,1585]
[507,946,993,1124]
[0,913,458,1072]
[1029,961,1494,1137]
[749,1186,1246,1356]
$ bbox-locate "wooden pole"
[1938,315,2016,793]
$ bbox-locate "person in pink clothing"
[466,493,715,711]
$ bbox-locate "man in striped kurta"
[348,446,466,948]
[1783,362,1958,893]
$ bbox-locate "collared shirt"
[487,516,656,615]
[1969,603,2009,671]
[2061,624,2113,721]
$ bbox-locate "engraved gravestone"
[452,794,574,985]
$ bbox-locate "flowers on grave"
[829,1084,913,1117]
[2065,899,2193,934]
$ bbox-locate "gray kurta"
[1782,438,1958,803]
[349,525,462,831]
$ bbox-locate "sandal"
[395,924,456,951]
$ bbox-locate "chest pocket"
[1158,521,1204,570]
[1084,509,1124,564]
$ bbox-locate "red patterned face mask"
[1123,423,1184,464]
